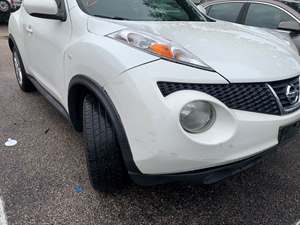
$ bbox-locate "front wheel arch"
[8,37,14,52]
[68,75,141,174]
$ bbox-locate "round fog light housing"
[180,101,215,133]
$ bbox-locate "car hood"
[88,19,300,82]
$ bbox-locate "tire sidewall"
[12,47,25,89]
[83,94,128,192]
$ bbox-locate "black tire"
[12,47,35,92]
[83,94,129,192]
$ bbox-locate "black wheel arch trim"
[8,34,16,52]
[69,75,142,174]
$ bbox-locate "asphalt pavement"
[1,24,300,225]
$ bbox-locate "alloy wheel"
[0,1,9,12]
[13,51,23,86]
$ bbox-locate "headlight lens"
[180,101,215,133]
[108,29,212,70]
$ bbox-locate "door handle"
[25,25,33,34]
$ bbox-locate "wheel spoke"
[13,52,23,85]
[0,2,9,12]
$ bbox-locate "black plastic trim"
[157,81,282,115]
[239,2,250,24]
[69,75,141,175]
[27,75,70,120]
[27,73,141,175]
[8,34,16,52]
[30,13,66,21]
[130,147,277,186]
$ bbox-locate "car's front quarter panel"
[64,27,159,108]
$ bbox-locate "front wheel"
[83,94,129,192]
[12,47,35,92]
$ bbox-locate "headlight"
[108,29,212,71]
[180,101,215,133]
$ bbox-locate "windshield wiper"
[93,15,130,20]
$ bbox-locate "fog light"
[180,101,215,133]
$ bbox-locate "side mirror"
[23,0,66,21]
[197,5,207,15]
[278,21,300,34]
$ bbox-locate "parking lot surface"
[1,24,300,225]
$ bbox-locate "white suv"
[8,0,300,191]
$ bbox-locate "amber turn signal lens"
[149,43,174,59]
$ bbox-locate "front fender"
[8,7,29,71]
[64,33,158,90]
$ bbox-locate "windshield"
[76,0,206,21]
[281,0,300,13]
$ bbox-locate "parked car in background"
[10,0,22,11]
[0,0,21,23]
[199,0,300,50]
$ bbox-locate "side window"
[206,6,212,14]
[245,3,295,29]
[207,3,244,23]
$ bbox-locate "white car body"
[8,0,300,185]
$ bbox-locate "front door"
[23,0,71,103]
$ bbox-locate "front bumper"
[130,146,277,185]
[132,118,300,185]
[106,59,300,179]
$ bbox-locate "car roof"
[201,0,300,19]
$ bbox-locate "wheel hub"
[0,1,9,12]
